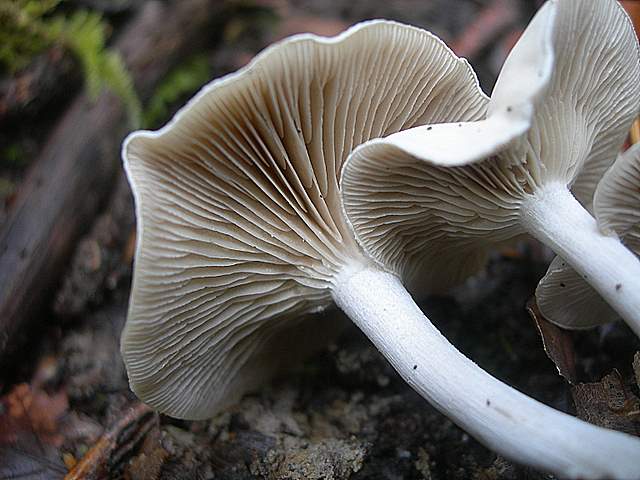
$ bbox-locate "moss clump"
[0,0,141,126]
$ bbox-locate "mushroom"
[122,17,640,480]
[536,142,640,328]
[341,0,640,336]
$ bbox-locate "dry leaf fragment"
[0,383,70,479]
[572,370,640,437]
[0,383,68,447]
[527,298,577,384]
[124,426,169,480]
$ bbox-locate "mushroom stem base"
[332,265,640,479]
[521,183,640,335]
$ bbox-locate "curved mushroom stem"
[333,265,640,479]
[521,183,640,336]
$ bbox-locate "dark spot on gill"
[616,283,622,291]
[560,282,566,288]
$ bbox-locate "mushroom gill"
[123,20,486,419]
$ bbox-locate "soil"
[1,0,639,479]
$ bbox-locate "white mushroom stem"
[521,183,640,336]
[333,265,640,479]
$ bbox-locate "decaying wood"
[0,47,79,125]
[0,0,223,370]
[53,173,135,318]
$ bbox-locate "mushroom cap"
[536,143,640,329]
[122,20,487,419]
[374,0,556,168]
[341,0,640,292]
[595,144,640,253]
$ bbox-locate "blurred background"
[1,1,639,479]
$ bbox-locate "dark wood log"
[0,47,79,126]
[0,0,223,370]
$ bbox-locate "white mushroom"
[537,142,640,328]
[123,19,486,419]
[341,0,640,336]
[123,18,640,479]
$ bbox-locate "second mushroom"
[342,0,640,335]
[536,142,640,328]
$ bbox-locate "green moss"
[1,142,28,169]
[0,0,141,127]
[0,0,61,72]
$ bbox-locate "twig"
[64,402,154,480]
